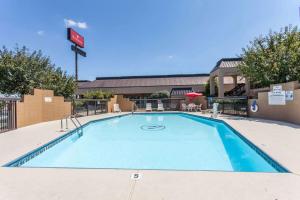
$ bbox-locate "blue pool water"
[11,113,286,172]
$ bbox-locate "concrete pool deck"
[0,112,300,200]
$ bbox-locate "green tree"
[83,90,113,99]
[0,46,76,98]
[238,25,300,88]
[150,90,170,99]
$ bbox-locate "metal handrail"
[73,116,82,127]
[61,115,83,136]
[69,117,78,129]
[70,115,83,136]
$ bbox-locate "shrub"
[150,90,170,99]
[83,90,113,99]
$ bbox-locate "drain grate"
[140,124,166,131]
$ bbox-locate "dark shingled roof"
[210,58,243,73]
[79,74,210,89]
[170,88,193,96]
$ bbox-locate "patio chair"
[157,103,164,111]
[146,103,152,112]
[113,104,122,112]
[181,103,188,111]
[196,104,202,112]
[170,103,177,111]
[187,103,196,112]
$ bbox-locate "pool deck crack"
[128,170,139,200]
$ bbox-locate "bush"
[83,90,113,99]
[150,90,170,99]
[193,97,202,105]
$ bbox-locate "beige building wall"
[249,81,300,124]
[17,89,71,127]
[107,95,134,112]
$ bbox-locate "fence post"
[14,101,17,129]
[233,100,236,115]
[72,99,75,115]
[106,100,108,113]
[87,105,89,116]
[246,97,249,117]
[222,99,224,113]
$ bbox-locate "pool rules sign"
[67,28,86,81]
[268,85,286,105]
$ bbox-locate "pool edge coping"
[181,112,290,173]
[2,112,290,173]
[2,113,131,167]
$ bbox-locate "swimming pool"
[5,113,287,172]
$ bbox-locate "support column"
[210,76,215,96]
[218,75,224,98]
[232,75,237,87]
[245,77,250,95]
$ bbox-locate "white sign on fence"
[268,91,286,105]
[44,97,53,103]
[272,85,282,94]
[285,91,294,101]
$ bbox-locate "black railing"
[131,98,185,111]
[224,83,246,96]
[0,99,17,133]
[72,99,108,117]
[208,97,248,117]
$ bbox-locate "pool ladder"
[61,115,83,136]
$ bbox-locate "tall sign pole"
[67,28,86,81]
[75,44,78,81]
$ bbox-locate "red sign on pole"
[67,28,84,48]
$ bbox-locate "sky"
[0,0,299,80]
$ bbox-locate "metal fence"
[0,99,18,133]
[72,99,108,117]
[131,98,185,111]
[207,97,248,117]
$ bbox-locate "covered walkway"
[209,58,250,97]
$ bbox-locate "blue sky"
[0,0,299,80]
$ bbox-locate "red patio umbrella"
[185,92,203,101]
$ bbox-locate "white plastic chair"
[181,103,187,111]
[187,103,196,112]
[113,104,121,112]
[146,103,152,112]
[157,103,164,111]
[196,104,202,112]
